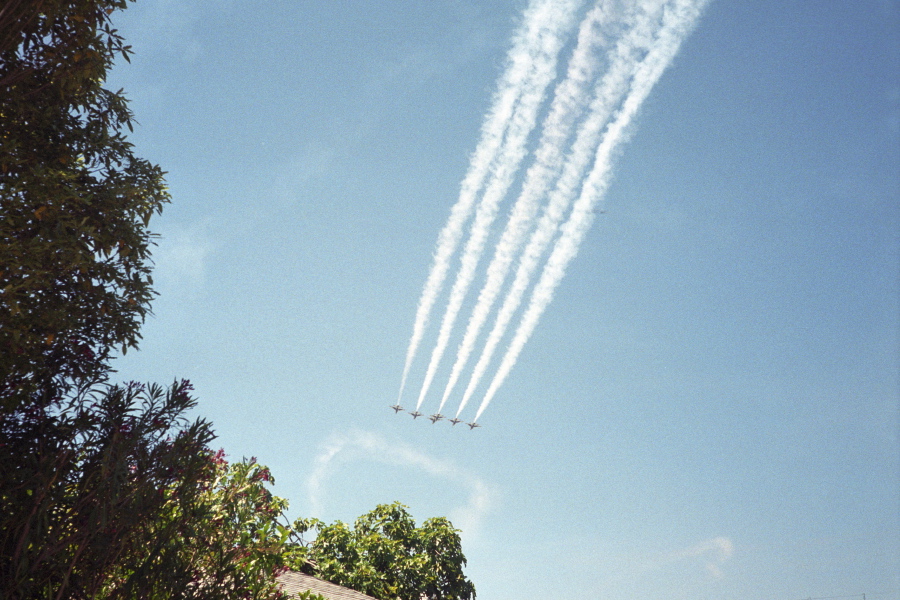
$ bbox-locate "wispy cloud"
[886,84,900,134]
[120,0,205,64]
[644,536,735,579]
[152,224,215,292]
[273,142,338,204]
[306,430,496,538]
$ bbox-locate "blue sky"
[108,1,899,598]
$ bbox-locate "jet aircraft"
[466,422,481,430]
[448,418,462,426]
[429,414,444,424]
[390,404,404,413]
[409,411,423,419]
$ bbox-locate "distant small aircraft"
[390,404,404,413]
[466,422,481,430]
[448,418,462,426]
[428,413,444,424]
[409,411,423,419]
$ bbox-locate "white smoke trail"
[413,0,585,411]
[397,0,584,405]
[306,430,496,538]
[456,0,668,417]
[474,0,710,421]
[435,1,619,414]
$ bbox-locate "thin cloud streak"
[671,536,734,578]
[458,0,669,417]
[438,1,617,414]
[636,536,735,579]
[475,0,710,421]
[397,0,584,406]
[306,430,496,537]
[413,0,584,410]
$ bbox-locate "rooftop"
[277,571,378,600]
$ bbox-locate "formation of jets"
[389,406,480,429]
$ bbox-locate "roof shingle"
[277,571,378,600]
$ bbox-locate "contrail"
[456,0,669,417]
[396,0,584,405]
[306,430,496,537]
[436,1,620,414]
[474,0,710,421]
[412,0,584,411]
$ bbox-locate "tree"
[1,0,169,411]
[0,382,311,600]
[294,503,477,600]
[0,380,218,599]
[0,2,299,598]
[171,455,303,600]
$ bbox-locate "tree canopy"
[0,0,169,410]
[0,380,217,598]
[294,503,477,600]
[0,388,312,599]
[0,2,237,597]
